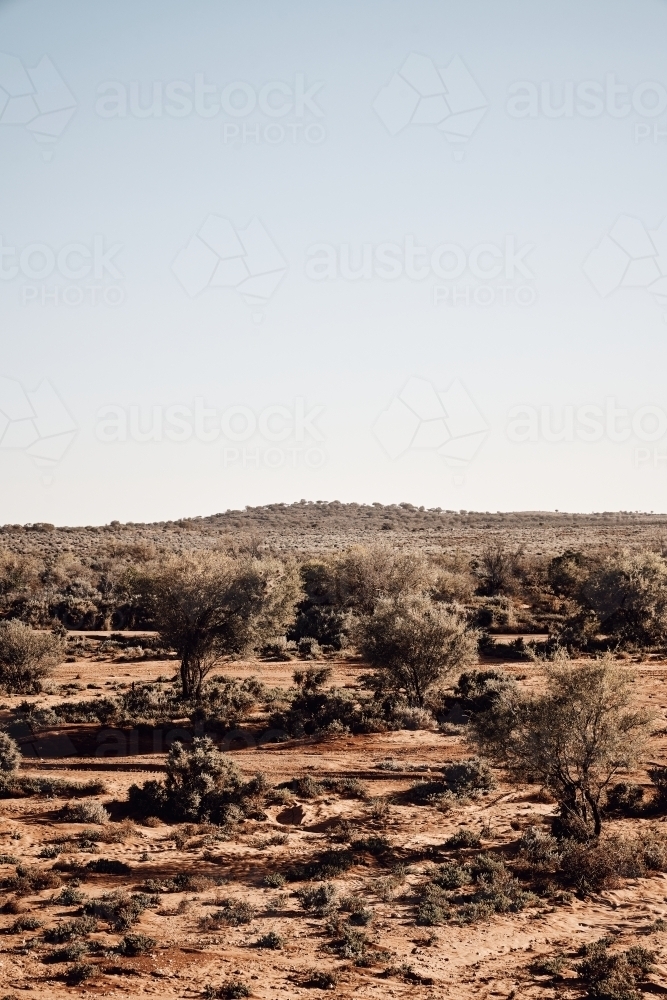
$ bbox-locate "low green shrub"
[117,933,156,955]
[254,930,284,949]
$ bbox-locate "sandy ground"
[1,650,667,998]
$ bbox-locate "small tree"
[0,620,64,693]
[144,553,301,698]
[469,654,652,837]
[579,550,667,648]
[0,732,21,772]
[356,595,477,706]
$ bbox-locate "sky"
[1,0,667,523]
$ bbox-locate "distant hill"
[2,503,666,557]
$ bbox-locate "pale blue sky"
[1,0,667,522]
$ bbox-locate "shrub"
[517,826,561,872]
[254,930,284,949]
[57,801,110,825]
[576,939,655,1000]
[44,917,98,943]
[648,766,667,809]
[66,962,99,984]
[289,603,348,651]
[117,933,156,955]
[4,866,62,894]
[303,969,339,989]
[296,883,336,913]
[288,848,354,881]
[441,758,495,795]
[82,891,155,930]
[339,896,373,925]
[430,862,471,890]
[128,736,263,825]
[454,669,516,715]
[263,872,285,888]
[0,620,64,692]
[576,550,667,649]
[559,831,667,893]
[0,732,20,773]
[208,898,255,925]
[444,829,481,850]
[85,857,132,875]
[0,774,106,799]
[55,886,85,906]
[45,941,89,963]
[351,836,390,856]
[9,914,41,932]
[327,921,367,959]
[214,980,251,999]
[606,782,645,815]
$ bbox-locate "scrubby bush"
[576,939,654,999]
[648,765,667,810]
[66,961,99,984]
[417,851,537,926]
[470,654,651,837]
[264,872,285,888]
[559,829,667,893]
[454,669,517,716]
[0,732,20,773]
[127,736,265,824]
[605,782,645,816]
[517,826,561,872]
[0,620,64,692]
[289,603,348,651]
[295,883,336,913]
[57,801,110,825]
[82,891,155,931]
[117,933,156,955]
[441,758,495,796]
[356,595,477,706]
[0,774,106,799]
[3,865,62,894]
[44,916,98,943]
[443,829,481,850]
[45,941,89,963]
[288,848,354,882]
[9,914,41,932]
[85,858,132,875]
[254,930,284,949]
[216,981,251,999]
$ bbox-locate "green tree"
[356,595,477,706]
[0,620,64,693]
[469,654,651,837]
[145,553,300,698]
